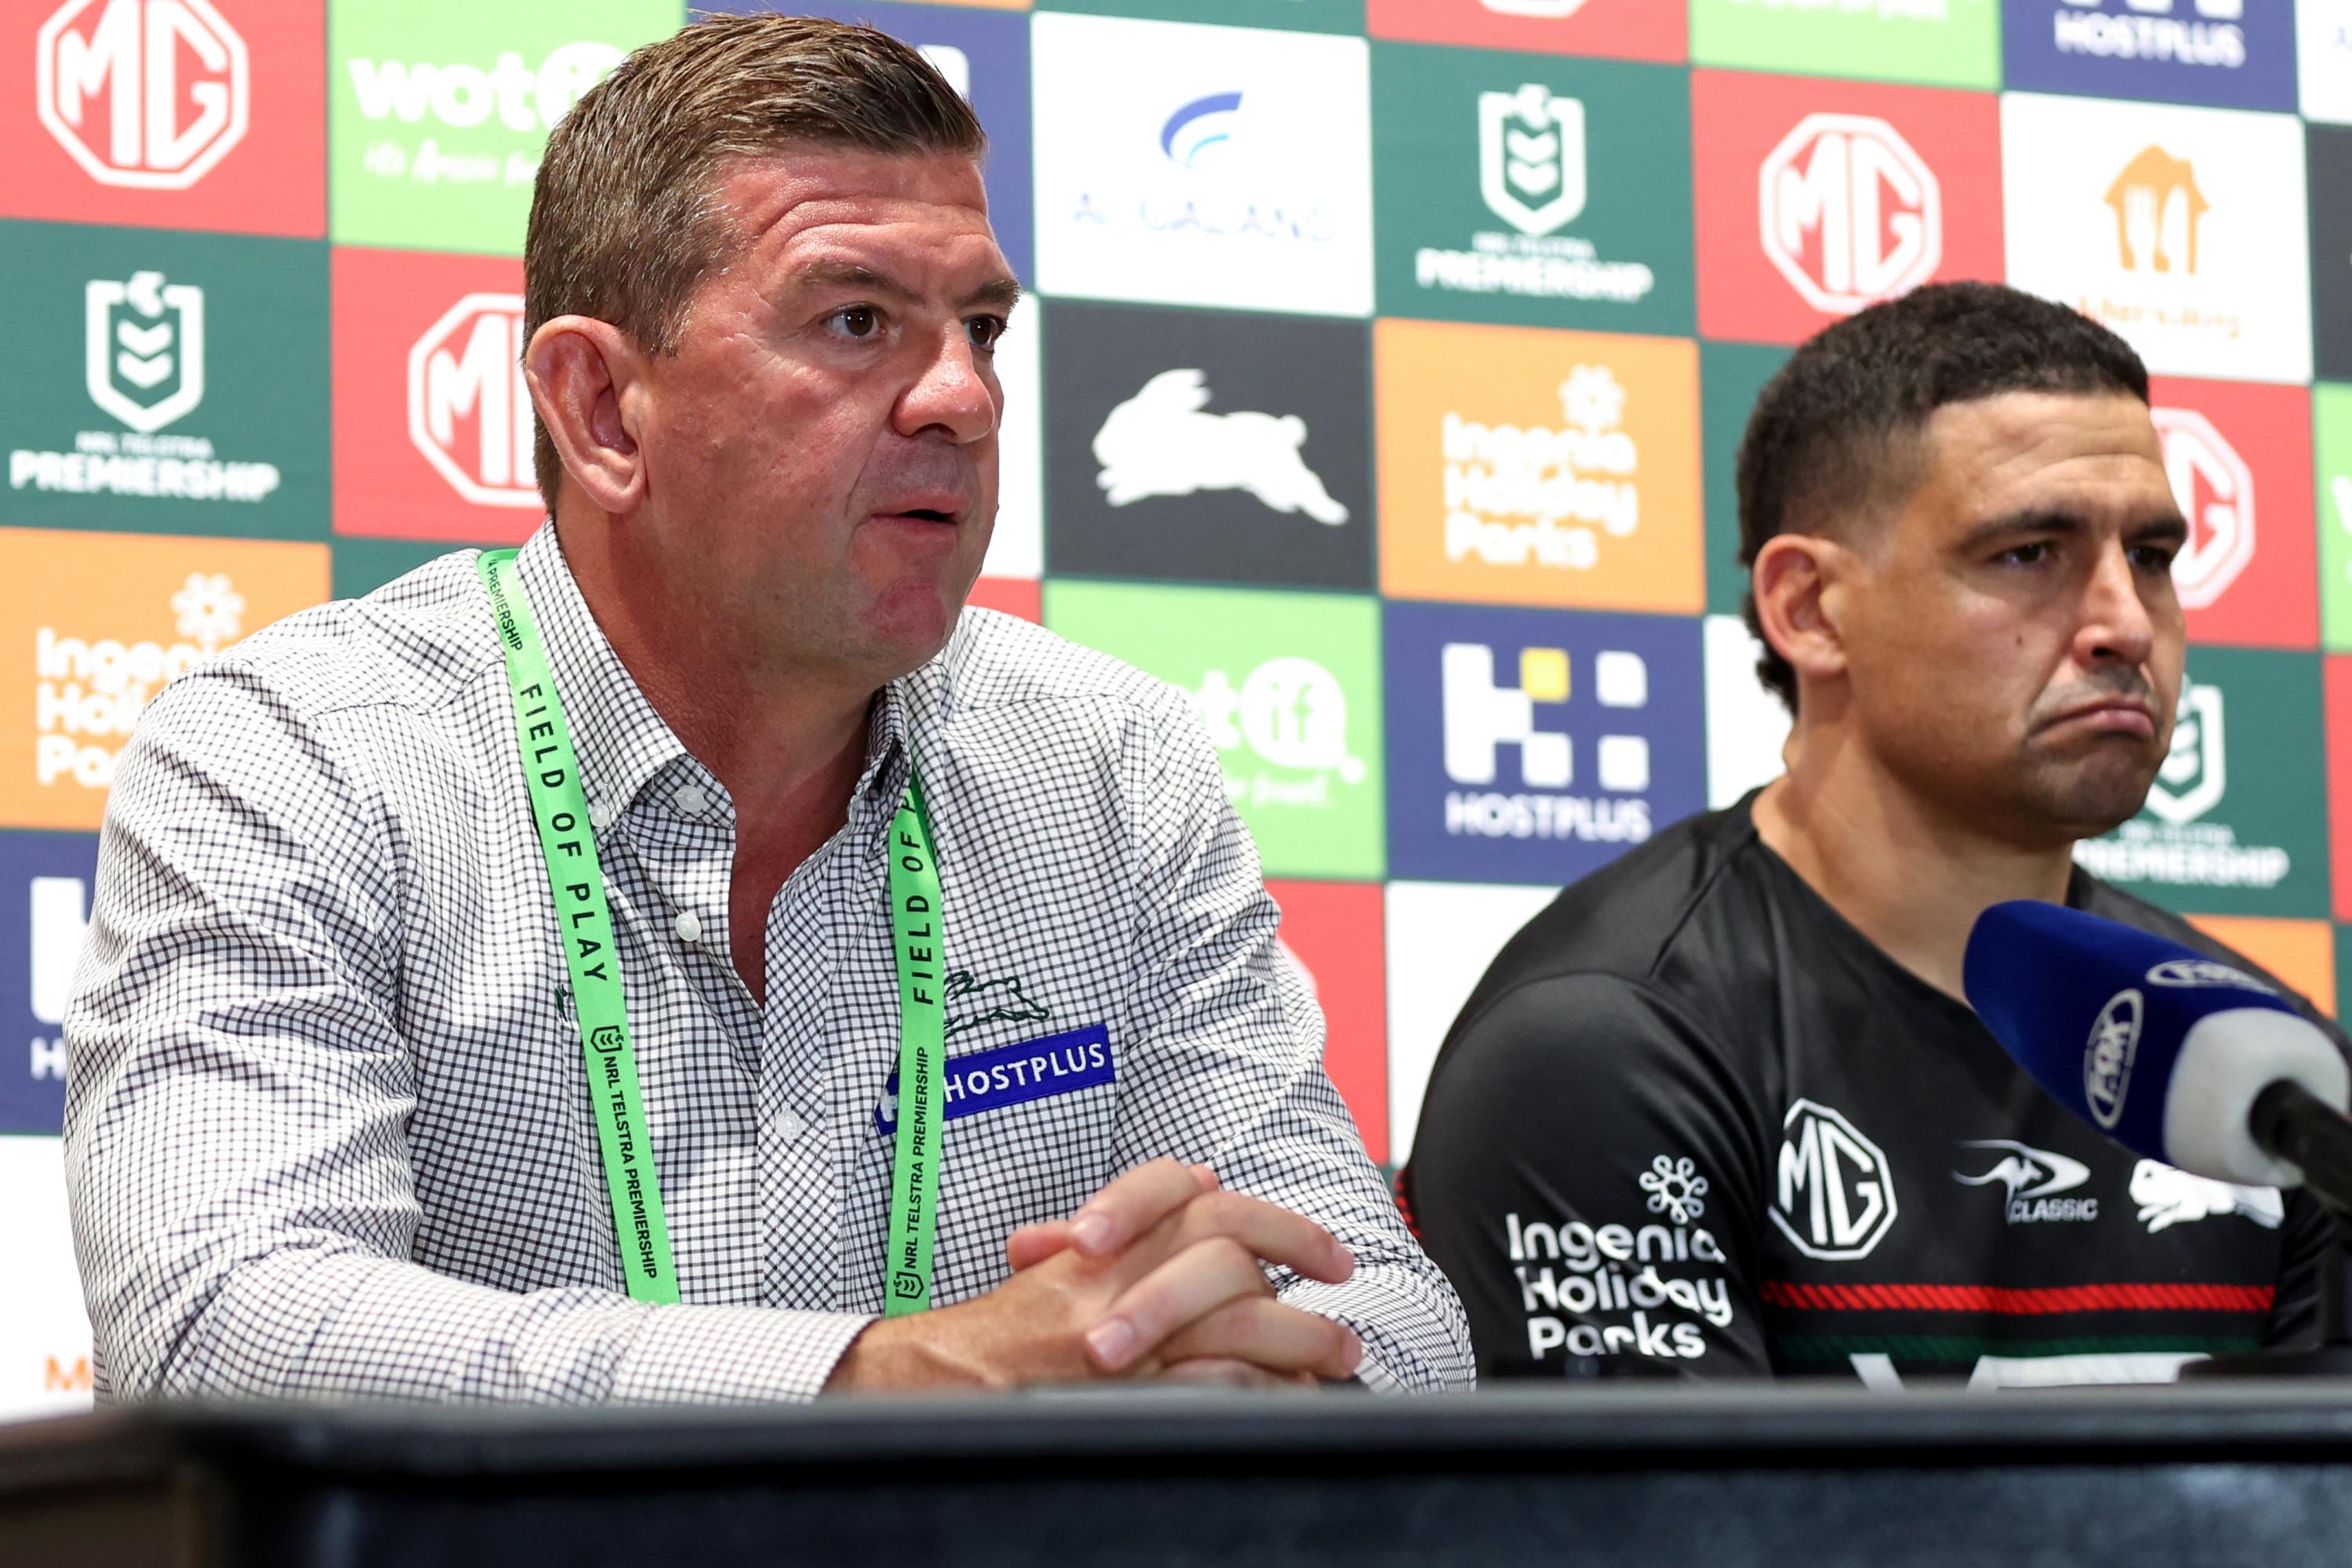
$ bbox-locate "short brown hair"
[523,13,986,514]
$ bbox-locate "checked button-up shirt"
[64,525,1472,1403]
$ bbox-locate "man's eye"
[966,314,1007,350]
[829,307,880,339]
[2132,543,2180,572]
[1997,542,2050,566]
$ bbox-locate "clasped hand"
[826,1159,1363,1391]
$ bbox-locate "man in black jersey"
[1401,281,2342,1388]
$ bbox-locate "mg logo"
[85,270,203,434]
[38,0,249,190]
[1443,644,1650,792]
[1759,113,1941,317]
[2146,676,2226,825]
[408,293,539,510]
[1479,84,1586,238]
[1770,1098,1899,1261]
[2151,407,2255,611]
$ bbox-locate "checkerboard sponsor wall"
[2,0,2344,1416]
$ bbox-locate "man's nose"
[2075,539,2158,669]
[896,328,996,445]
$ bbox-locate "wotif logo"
[1770,1098,1898,1261]
[1442,642,1653,843]
[349,41,625,188]
[33,572,241,789]
[38,0,249,191]
[86,270,201,434]
[2056,0,2249,70]
[2152,407,2252,610]
[2084,987,2143,1129]
[1443,365,1639,572]
[1189,656,1365,809]
[1759,114,1941,316]
[1093,369,1346,524]
[409,292,539,509]
[1480,85,1584,238]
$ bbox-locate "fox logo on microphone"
[2084,988,2143,1130]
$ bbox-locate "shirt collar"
[512,523,691,825]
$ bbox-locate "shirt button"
[589,800,617,831]
[673,785,707,815]
[674,909,703,945]
[773,1109,807,1142]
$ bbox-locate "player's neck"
[1753,730,2075,1004]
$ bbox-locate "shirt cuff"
[609,1304,877,1404]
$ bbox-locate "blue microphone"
[1964,900,2352,1192]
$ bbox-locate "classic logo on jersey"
[2084,988,2143,1128]
[2,528,325,831]
[1033,15,1374,317]
[1507,1155,1733,1366]
[2004,0,2296,113]
[2002,94,2309,385]
[408,292,535,510]
[1094,370,1347,524]
[0,831,97,1135]
[2152,405,2249,609]
[1770,1098,1899,1261]
[1759,114,1941,317]
[1377,319,1701,613]
[2129,1158,2283,1232]
[37,0,249,191]
[1952,1139,2099,1224]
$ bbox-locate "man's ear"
[525,316,650,517]
[1751,532,1855,700]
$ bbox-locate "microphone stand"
[2186,1082,2352,1378]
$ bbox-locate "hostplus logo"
[37,0,249,190]
[1415,84,1654,306]
[347,41,624,189]
[1189,656,1367,811]
[1951,1139,2099,1224]
[1093,369,1347,525]
[409,292,538,509]
[1759,114,1940,316]
[1441,640,1652,844]
[1443,365,1641,572]
[25,875,86,1109]
[2053,0,2249,70]
[9,269,279,506]
[2152,406,2252,609]
[1770,1098,1898,1261]
[32,572,241,791]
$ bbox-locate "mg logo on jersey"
[85,270,202,434]
[1479,85,1586,239]
[2152,407,2254,610]
[1758,114,1940,317]
[2146,675,2225,824]
[37,0,249,190]
[1770,1098,1898,1261]
[408,293,538,510]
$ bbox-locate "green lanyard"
[477,549,945,1316]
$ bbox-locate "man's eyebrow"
[961,276,1023,313]
[784,260,1023,314]
[1954,506,2189,553]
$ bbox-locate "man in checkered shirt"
[63,16,1471,1403]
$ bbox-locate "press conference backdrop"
[5,0,2351,1418]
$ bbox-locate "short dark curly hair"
[1736,281,2151,713]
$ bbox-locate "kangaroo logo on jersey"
[1951,1139,2098,1224]
[1770,1098,1899,1261]
[38,0,250,191]
[85,270,202,434]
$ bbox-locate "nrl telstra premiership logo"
[38,0,249,190]
[2144,675,2224,826]
[85,270,204,434]
[1479,83,1586,238]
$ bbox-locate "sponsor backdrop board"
[5,0,2347,1416]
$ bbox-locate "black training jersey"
[1399,793,2338,1388]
